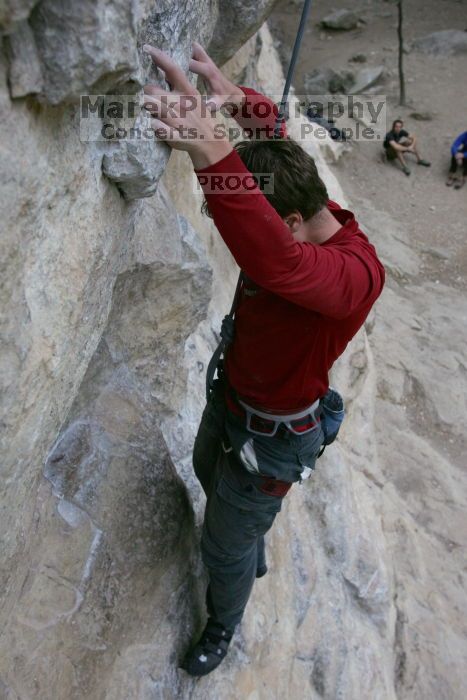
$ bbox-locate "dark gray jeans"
[193,378,324,631]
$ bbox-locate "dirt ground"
[268,0,467,292]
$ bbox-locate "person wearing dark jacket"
[446,131,467,189]
[143,43,385,677]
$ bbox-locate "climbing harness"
[227,393,322,438]
[205,0,313,402]
[237,396,321,437]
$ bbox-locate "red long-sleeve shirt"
[195,87,385,410]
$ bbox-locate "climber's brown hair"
[200,137,328,220]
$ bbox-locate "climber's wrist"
[225,86,246,113]
[189,139,233,169]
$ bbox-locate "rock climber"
[383,118,431,176]
[142,42,385,677]
[446,130,467,189]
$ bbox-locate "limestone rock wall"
[1,2,453,699]
[0,3,280,696]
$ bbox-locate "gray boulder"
[304,67,356,95]
[320,9,361,31]
[349,53,367,63]
[349,66,385,94]
[329,69,356,94]
[304,67,337,94]
[305,66,383,96]
[412,30,467,56]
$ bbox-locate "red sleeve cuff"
[194,148,263,197]
[237,85,257,97]
[194,148,247,175]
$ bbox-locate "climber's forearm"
[225,85,246,112]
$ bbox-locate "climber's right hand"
[142,45,233,168]
[189,42,246,116]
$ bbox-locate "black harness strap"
[205,272,243,401]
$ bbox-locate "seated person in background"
[446,130,467,189]
[383,119,431,176]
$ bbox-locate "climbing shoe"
[180,618,234,677]
[402,165,411,176]
[417,159,431,167]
